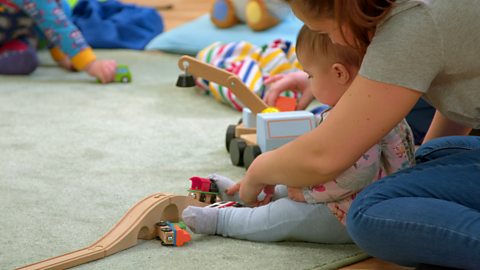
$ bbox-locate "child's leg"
[183,198,352,244]
[217,198,351,243]
[0,39,38,75]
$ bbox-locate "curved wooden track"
[17,193,206,270]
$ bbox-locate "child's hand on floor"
[263,71,314,110]
[287,187,306,202]
[86,59,117,83]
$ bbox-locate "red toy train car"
[187,176,219,204]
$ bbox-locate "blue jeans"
[347,136,480,269]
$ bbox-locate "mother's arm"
[423,110,472,143]
[240,75,423,204]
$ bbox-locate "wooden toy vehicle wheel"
[225,124,237,152]
[156,221,168,227]
[229,138,246,167]
[161,227,173,232]
[243,145,261,169]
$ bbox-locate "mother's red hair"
[287,0,395,53]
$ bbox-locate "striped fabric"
[196,39,301,111]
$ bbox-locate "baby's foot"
[208,173,241,202]
[182,206,219,235]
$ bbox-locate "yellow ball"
[261,107,280,113]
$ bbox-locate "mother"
[239,0,480,269]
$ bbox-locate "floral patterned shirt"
[303,110,415,224]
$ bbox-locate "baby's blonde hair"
[296,25,362,70]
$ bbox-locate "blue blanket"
[71,0,163,50]
[145,13,303,55]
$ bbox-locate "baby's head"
[296,25,361,106]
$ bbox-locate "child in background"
[0,0,116,83]
[181,25,415,243]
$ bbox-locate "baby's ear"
[332,63,350,85]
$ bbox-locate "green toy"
[115,65,132,83]
[96,64,132,83]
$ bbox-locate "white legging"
[216,186,352,243]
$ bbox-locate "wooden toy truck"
[176,55,318,169]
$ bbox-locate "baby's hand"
[226,182,241,195]
[263,71,312,110]
[256,185,275,206]
[287,187,306,202]
[86,59,117,84]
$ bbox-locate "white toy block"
[242,108,257,128]
[256,111,317,153]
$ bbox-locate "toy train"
[187,176,220,204]
[155,221,191,246]
[207,201,242,208]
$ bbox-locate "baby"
[0,0,116,83]
[182,25,415,243]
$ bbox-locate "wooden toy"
[231,110,317,169]
[187,176,219,204]
[274,96,297,112]
[176,55,316,169]
[156,221,191,246]
[16,193,207,270]
[177,55,270,114]
[210,0,290,31]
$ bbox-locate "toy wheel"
[225,124,237,152]
[156,221,168,227]
[229,138,246,167]
[161,241,172,246]
[161,227,172,232]
[121,76,129,83]
[243,145,262,169]
[210,195,217,204]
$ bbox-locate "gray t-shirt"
[359,0,480,128]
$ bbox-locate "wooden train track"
[17,193,207,270]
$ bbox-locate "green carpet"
[0,50,368,270]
